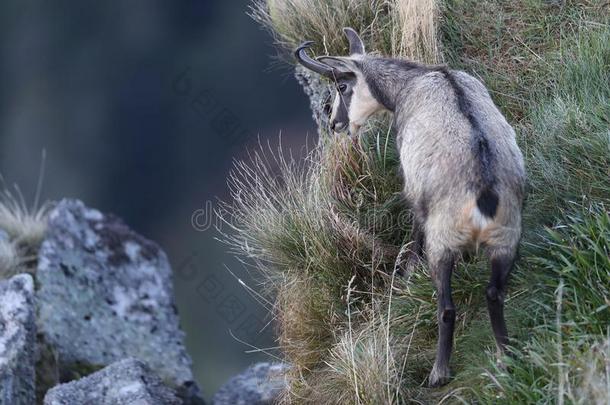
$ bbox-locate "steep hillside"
[226,1,610,403]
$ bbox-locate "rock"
[295,65,332,137]
[44,358,181,405]
[36,199,203,403]
[0,274,36,405]
[212,363,289,405]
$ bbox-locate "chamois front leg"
[428,250,457,387]
[393,217,425,278]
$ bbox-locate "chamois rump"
[295,28,526,387]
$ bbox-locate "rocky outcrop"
[295,65,332,136]
[36,199,203,403]
[212,363,289,405]
[0,274,36,405]
[0,199,295,403]
[44,358,181,405]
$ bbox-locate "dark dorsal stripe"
[358,58,425,111]
[440,68,498,217]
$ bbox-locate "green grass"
[224,1,610,403]
[525,28,610,226]
[461,204,610,404]
[441,0,605,121]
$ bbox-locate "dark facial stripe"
[332,80,353,129]
[364,74,394,111]
[335,95,350,126]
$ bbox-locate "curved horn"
[295,41,334,78]
[343,27,365,55]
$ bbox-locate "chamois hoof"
[428,365,451,388]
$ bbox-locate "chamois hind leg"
[428,249,457,387]
[486,250,515,354]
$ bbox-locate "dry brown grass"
[276,275,341,374]
[307,326,406,404]
[390,0,441,62]
[250,0,442,62]
[0,187,51,278]
[0,188,49,247]
[0,239,20,277]
[276,271,420,405]
[223,124,414,403]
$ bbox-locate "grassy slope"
[442,1,610,402]
[227,1,610,403]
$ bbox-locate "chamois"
[295,28,526,387]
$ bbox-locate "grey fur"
[296,28,526,387]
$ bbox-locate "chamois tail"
[474,135,498,218]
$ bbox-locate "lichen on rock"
[0,274,36,405]
[36,199,203,403]
[44,358,181,405]
[212,362,289,405]
[294,65,332,136]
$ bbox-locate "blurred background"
[0,0,316,400]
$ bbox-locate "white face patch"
[348,74,383,134]
[329,93,342,128]
[322,56,385,135]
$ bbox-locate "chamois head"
[295,28,384,136]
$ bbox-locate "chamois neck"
[358,57,438,112]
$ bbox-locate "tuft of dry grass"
[0,239,20,277]
[221,126,414,402]
[309,322,408,404]
[276,275,342,374]
[0,186,51,278]
[0,188,49,248]
[390,0,441,62]
[250,0,442,63]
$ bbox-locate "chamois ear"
[343,27,365,55]
[316,56,358,77]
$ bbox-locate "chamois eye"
[338,83,348,93]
